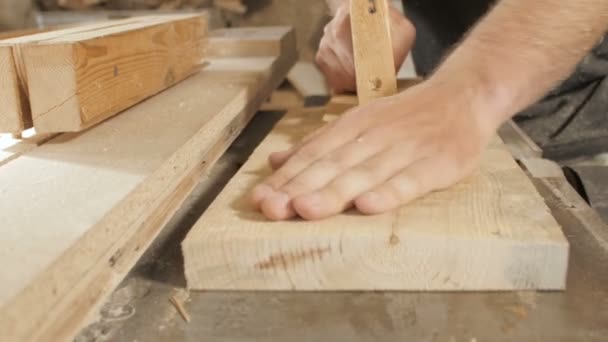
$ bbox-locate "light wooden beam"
[0,17,162,133]
[23,13,207,133]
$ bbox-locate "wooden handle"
[350,0,398,105]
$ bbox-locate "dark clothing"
[402,0,608,160]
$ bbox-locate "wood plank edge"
[183,229,568,291]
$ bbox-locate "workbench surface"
[76,110,608,342]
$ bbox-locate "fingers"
[251,126,358,215]
[315,11,357,93]
[268,122,333,170]
[382,4,416,72]
[279,135,390,196]
[354,158,449,215]
[256,134,389,221]
[291,146,414,220]
[316,40,355,93]
[258,142,378,220]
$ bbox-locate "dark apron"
[402,0,608,160]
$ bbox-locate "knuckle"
[324,152,352,170]
[351,163,377,180]
[393,174,422,201]
[323,23,331,35]
[283,176,313,194]
[265,172,290,189]
[293,146,320,164]
[334,20,351,37]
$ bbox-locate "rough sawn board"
[183,109,569,291]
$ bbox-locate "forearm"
[434,0,608,130]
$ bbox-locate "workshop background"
[0,0,330,62]
[3,0,604,219]
[0,1,607,341]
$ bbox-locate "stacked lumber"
[0,26,296,341]
[182,98,569,292]
[38,0,243,11]
[0,13,206,133]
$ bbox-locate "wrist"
[430,55,518,134]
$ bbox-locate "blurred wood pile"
[37,0,246,13]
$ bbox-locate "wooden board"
[0,45,28,132]
[0,17,166,133]
[0,131,57,167]
[182,106,569,291]
[350,0,397,104]
[286,61,330,106]
[22,13,207,133]
[0,26,296,341]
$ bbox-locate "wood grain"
[22,13,207,133]
[0,18,156,133]
[0,46,27,132]
[182,106,569,291]
[350,0,397,104]
[0,26,295,341]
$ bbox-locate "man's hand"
[316,2,415,93]
[251,77,500,220]
[251,0,608,221]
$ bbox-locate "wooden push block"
[182,107,569,291]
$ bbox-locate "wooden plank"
[0,17,175,133]
[182,106,569,291]
[0,45,27,133]
[0,27,54,40]
[0,26,296,341]
[21,13,207,133]
[286,61,330,106]
[260,89,303,111]
[350,0,397,104]
[324,78,422,119]
[0,130,57,167]
[206,27,292,57]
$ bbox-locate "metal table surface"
[76,110,608,342]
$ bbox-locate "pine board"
[23,13,207,133]
[0,26,296,341]
[182,108,569,291]
[0,17,163,133]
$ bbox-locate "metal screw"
[368,0,377,13]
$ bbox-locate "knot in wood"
[370,77,382,91]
